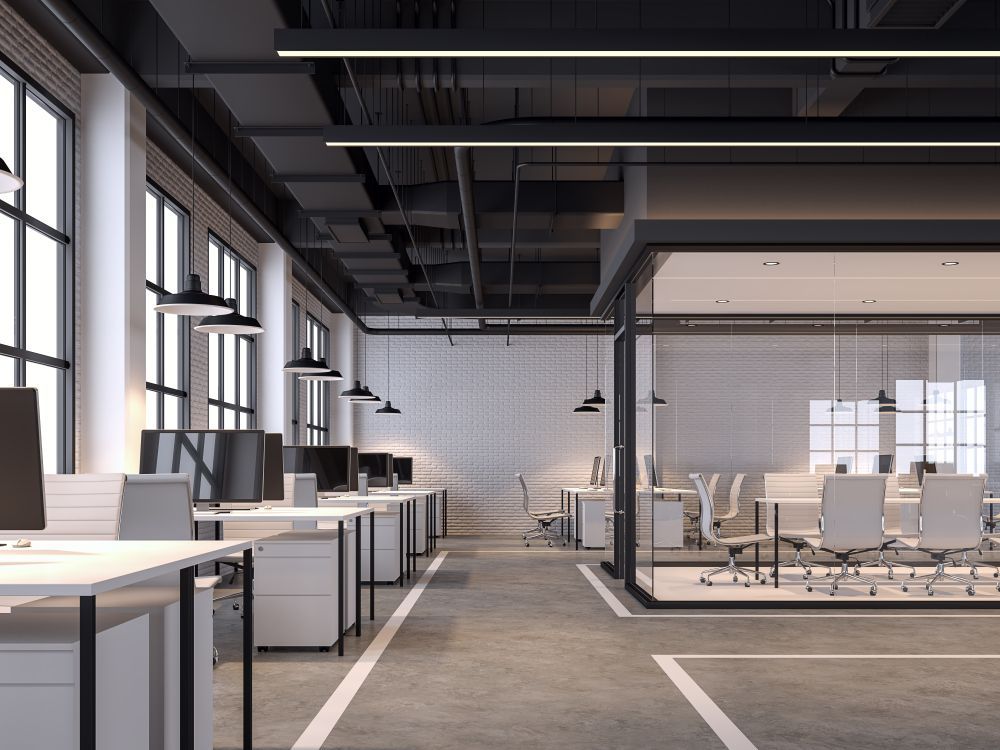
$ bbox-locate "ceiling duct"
[863,0,967,29]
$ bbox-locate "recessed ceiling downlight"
[762,261,780,266]
[942,261,960,266]
[861,299,877,304]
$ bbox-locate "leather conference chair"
[691,473,770,587]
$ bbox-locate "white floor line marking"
[652,656,757,750]
[577,564,631,617]
[291,552,448,750]
[579,564,1000,618]
[658,653,1000,659]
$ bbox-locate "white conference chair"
[896,474,987,596]
[683,472,719,540]
[764,473,828,578]
[712,473,745,534]
[517,473,569,547]
[691,474,770,587]
[803,475,887,596]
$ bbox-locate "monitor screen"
[262,434,284,502]
[283,446,356,492]
[358,452,392,488]
[139,430,265,502]
[590,457,602,485]
[393,457,413,485]
[876,454,894,474]
[643,454,657,487]
[0,388,46,530]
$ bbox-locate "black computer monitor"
[643,454,657,487]
[876,454,894,474]
[283,446,357,492]
[358,452,393,488]
[262,433,284,502]
[915,460,937,484]
[600,457,607,487]
[139,430,265,503]
[0,388,47,530]
[590,457,602,485]
[393,457,413,485]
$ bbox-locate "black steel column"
[338,519,345,656]
[80,595,96,750]
[369,508,376,619]
[443,489,448,536]
[242,547,253,750]
[618,287,637,583]
[180,565,195,750]
[355,516,362,636]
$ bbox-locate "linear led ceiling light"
[322,119,1000,149]
[275,28,1000,59]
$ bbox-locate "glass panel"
[0,354,15,386]
[958,379,986,414]
[809,426,831,452]
[223,251,233,301]
[25,362,58,472]
[163,309,180,390]
[0,74,15,208]
[145,191,158,284]
[239,337,250,408]
[856,399,879,425]
[832,400,856,425]
[163,394,181,430]
[857,452,879,475]
[833,425,855,452]
[146,388,158,429]
[163,205,181,293]
[145,288,158,385]
[239,265,249,315]
[809,452,833,472]
[0,212,15,345]
[857,425,879,453]
[925,382,953,412]
[896,412,923,444]
[896,380,924,411]
[208,404,218,429]
[208,334,219,400]
[208,238,220,296]
[24,228,59,358]
[224,334,236,405]
[238,411,249,429]
[24,96,59,230]
[896,445,925,476]
[223,407,236,429]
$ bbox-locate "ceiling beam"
[323,118,1000,148]
[272,173,366,184]
[275,27,1000,59]
[186,60,316,75]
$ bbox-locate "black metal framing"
[0,53,74,473]
[291,300,301,439]
[305,312,330,445]
[145,180,190,428]
[206,232,257,428]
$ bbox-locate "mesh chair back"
[818,474,886,551]
[917,474,986,550]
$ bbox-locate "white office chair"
[517,473,570,547]
[764,473,828,578]
[803,475,887,596]
[118,473,195,540]
[683,472,719,540]
[712,474,745,534]
[895,474,987,596]
[691,474,770,587]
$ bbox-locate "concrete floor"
[211,536,1000,749]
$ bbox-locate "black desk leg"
[443,489,448,537]
[338,520,345,656]
[754,503,760,576]
[561,490,565,537]
[80,595,96,750]
[242,548,253,750]
[425,497,431,558]
[355,517,362,636]
[411,499,417,571]
[575,495,580,550]
[370,509,376,619]
[773,504,780,589]
[213,520,221,576]
[398,502,404,586]
[405,500,411,579]
[180,565,195,750]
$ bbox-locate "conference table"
[754,495,996,589]
[0,539,252,750]
[193,506,372,656]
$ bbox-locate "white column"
[79,74,146,473]
[330,312,354,445]
[257,242,293,440]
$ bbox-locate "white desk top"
[373,490,433,498]
[379,487,444,493]
[0,540,250,597]
[755,496,992,506]
[562,487,612,494]
[193,507,370,523]
[637,487,696,496]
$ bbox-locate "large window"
[0,62,72,472]
[808,399,879,474]
[145,184,188,428]
[895,379,986,475]
[305,314,329,445]
[207,234,256,428]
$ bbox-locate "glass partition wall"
[626,250,1000,608]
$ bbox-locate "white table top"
[193,506,370,523]
[755,496,993,506]
[562,487,612,493]
[637,487,696,496]
[0,540,250,597]
[373,490,433,498]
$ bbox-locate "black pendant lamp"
[639,391,668,407]
[340,380,368,398]
[872,336,897,413]
[574,333,599,414]
[377,318,401,414]
[583,331,606,406]
[284,347,329,374]
[299,368,343,382]
[0,156,24,194]
[195,298,265,334]
[829,332,852,412]
[155,72,228,317]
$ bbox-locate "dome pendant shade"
[873,389,897,414]
[194,298,265,335]
[283,347,329,374]
[583,389,606,406]
[639,390,668,407]
[299,369,344,382]
[376,400,401,414]
[154,274,231,316]
[573,404,600,414]
[351,385,378,403]
[828,399,852,413]
[339,380,368,398]
[0,157,23,194]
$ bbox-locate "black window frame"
[305,313,330,445]
[0,54,74,473]
[144,180,190,428]
[291,300,301,440]
[206,232,257,428]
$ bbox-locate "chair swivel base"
[770,546,831,580]
[902,561,976,596]
[522,522,566,547]
[855,550,916,580]
[700,552,767,587]
[806,561,878,596]
[947,550,999,581]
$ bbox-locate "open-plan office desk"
[378,487,448,539]
[322,494,417,582]
[372,489,439,556]
[561,487,612,549]
[0,539,252,750]
[193,506,373,655]
[753,495,996,589]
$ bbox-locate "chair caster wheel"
[706,580,713,586]
[927,589,935,596]
[233,602,240,611]
[547,541,553,547]
[525,542,530,547]
[733,575,739,583]
[909,572,915,578]
[699,576,706,583]
[805,585,813,592]
[563,541,567,546]
[760,577,767,584]
[257,646,268,653]
[968,587,976,596]
[744,581,750,587]
[320,646,330,653]
[832,583,839,590]
[829,590,835,596]
[973,572,980,580]
[901,585,908,592]
[888,572,894,580]
[869,587,877,596]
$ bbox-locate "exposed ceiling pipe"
[35,0,375,334]
[453,146,486,327]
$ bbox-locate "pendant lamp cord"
[189,65,196,274]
